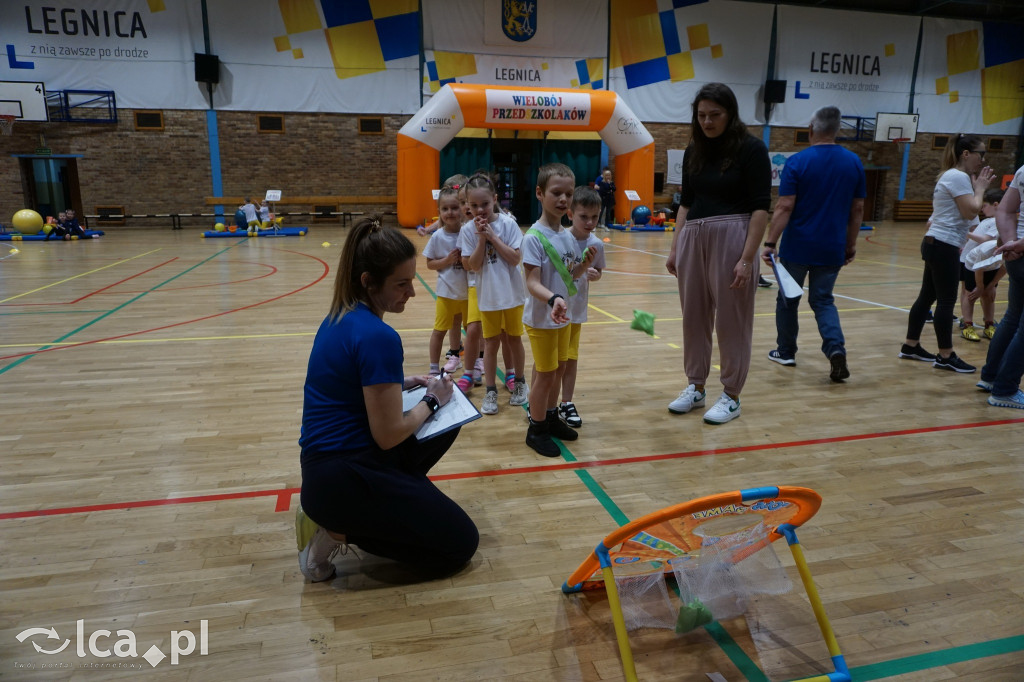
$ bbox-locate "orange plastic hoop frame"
[563,485,821,592]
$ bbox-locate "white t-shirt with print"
[422,227,468,300]
[567,233,606,323]
[458,212,525,312]
[927,168,975,247]
[522,223,578,330]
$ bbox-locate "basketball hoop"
[0,115,15,136]
[893,137,910,157]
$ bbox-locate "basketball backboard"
[0,81,48,122]
[873,112,918,143]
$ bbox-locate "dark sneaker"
[924,309,934,323]
[526,421,560,457]
[898,343,936,362]
[768,350,796,366]
[547,412,579,441]
[758,275,773,288]
[829,353,850,382]
[933,352,975,373]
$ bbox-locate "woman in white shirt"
[899,133,994,373]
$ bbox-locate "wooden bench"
[893,200,932,222]
[205,196,397,225]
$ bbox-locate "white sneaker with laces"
[703,393,741,424]
[668,384,706,414]
[482,389,499,414]
[509,381,529,406]
[298,526,344,582]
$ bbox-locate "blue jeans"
[775,259,845,358]
[981,257,1024,397]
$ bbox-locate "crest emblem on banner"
[503,0,536,42]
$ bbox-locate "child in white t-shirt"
[521,164,596,457]
[423,186,469,376]
[959,189,1005,341]
[558,186,606,429]
[459,173,527,415]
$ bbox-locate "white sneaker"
[482,389,499,414]
[298,526,343,582]
[668,384,706,414]
[703,393,741,425]
[509,381,529,406]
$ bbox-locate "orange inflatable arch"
[397,83,655,228]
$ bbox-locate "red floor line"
[0,250,329,361]
[99,261,278,294]
[2,415,1021,522]
[68,257,180,303]
[0,258,179,307]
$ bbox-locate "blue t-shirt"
[299,302,404,453]
[778,145,866,267]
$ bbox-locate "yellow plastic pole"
[788,541,843,659]
[601,564,638,682]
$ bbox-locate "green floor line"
[0,241,245,377]
[848,634,1024,681]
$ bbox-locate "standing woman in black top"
[665,83,771,424]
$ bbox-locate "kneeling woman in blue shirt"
[297,216,479,582]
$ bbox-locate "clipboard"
[769,254,804,299]
[402,385,482,441]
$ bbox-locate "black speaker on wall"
[195,53,220,84]
[763,79,787,104]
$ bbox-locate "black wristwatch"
[421,393,440,415]
[763,241,776,248]
[548,294,564,308]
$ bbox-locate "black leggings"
[300,428,478,575]
[907,236,961,349]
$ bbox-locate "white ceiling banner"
[772,5,920,127]
[915,18,1024,135]
[0,0,208,111]
[606,0,774,124]
[206,0,420,114]
[422,51,605,97]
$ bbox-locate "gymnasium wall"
[1,0,1021,224]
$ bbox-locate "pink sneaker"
[473,358,484,386]
[443,350,461,373]
[456,375,472,393]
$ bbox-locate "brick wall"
[644,123,1020,221]
[0,110,407,228]
[1,110,1018,228]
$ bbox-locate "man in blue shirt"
[760,106,866,382]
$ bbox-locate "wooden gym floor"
[0,222,1021,681]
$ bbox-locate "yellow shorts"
[466,287,481,325]
[434,297,468,332]
[480,305,524,339]
[566,322,582,360]
[525,324,571,373]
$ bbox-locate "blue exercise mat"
[0,230,104,241]
[202,227,309,238]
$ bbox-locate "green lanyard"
[526,228,577,296]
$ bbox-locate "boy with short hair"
[959,188,1005,341]
[559,186,606,427]
[522,164,596,456]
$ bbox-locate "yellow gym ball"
[12,209,44,234]
[214,222,225,232]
